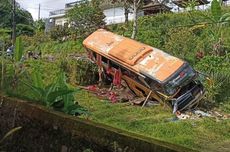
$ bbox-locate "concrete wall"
[0,95,196,152]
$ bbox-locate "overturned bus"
[83,29,204,112]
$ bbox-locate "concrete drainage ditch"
[0,95,196,152]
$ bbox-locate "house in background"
[47,0,230,32]
[49,9,66,26]
[49,1,137,26]
[48,0,171,27]
[49,1,83,26]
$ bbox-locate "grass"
[76,89,230,151]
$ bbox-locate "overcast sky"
[16,0,77,20]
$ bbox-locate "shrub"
[37,40,84,55]
[16,24,35,36]
[21,32,51,53]
[163,27,198,64]
[68,57,98,86]
[196,54,230,103]
[50,25,70,42]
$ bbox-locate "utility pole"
[38,3,41,20]
[12,0,16,45]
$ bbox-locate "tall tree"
[0,0,34,38]
[0,0,34,29]
[0,0,12,28]
[110,0,143,39]
[131,0,143,39]
[34,19,46,32]
[67,0,105,37]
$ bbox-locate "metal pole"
[1,41,5,89]
[12,0,16,45]
[38,3,41,20]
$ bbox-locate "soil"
[0,103,103,152]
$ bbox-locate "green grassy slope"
[77,90,230,151]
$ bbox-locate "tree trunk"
[131,0,137,39]
[124,3,129,24]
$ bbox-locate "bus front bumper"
[173,83,205,112]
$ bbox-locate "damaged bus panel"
[83,29,204,112]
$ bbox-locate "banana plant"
[10,37,27,90]
[210,0,230,55]
[22,70,72,106]
[211,0,222,22]
[193,0,230,55]
[22,70,88,115]
[211,0,230,30]
[14,37,23,62]
[54,72,88,115]
[219,12,230,26]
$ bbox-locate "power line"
[16,0,67,6]
[16,0,66,10]
[16,4,60,10]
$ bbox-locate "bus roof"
[83,29,184,82]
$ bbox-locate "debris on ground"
[145,100,160,107]
[79,84,136,103]
[129,97,145,105]
[79,83,160,107]
[176,113,190,120]
[79,81,228,121]
[194,110,211,117]
[175,109,230,121]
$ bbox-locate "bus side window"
[87,49,96,61]
[102,56,108,63]
[93,52,96,58]
[110,61,119,69]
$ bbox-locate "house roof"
[142,1,172,14]
[83,29,184,82]
[49,9,65,18]
[143,1,170,9]
[172,0,209,8]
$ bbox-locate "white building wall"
[54,17,68,26]
[103,7,144,25]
